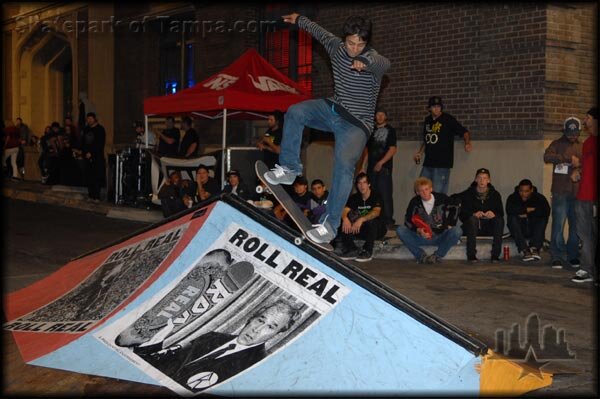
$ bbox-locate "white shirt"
[422,194,435,215]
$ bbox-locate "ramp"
[4,195,551,396]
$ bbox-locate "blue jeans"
[368,167,394,225]
[550,193,579,262]
[420,166,450,194]
[396,225,462,260]
[575,200,597,278]
[279,99,368,231]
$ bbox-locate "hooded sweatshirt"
[505,185,550,219]
[457,182,504,222]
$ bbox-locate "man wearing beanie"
[543,116,583,269]
[457,168,504,263]
[571,107,598,284]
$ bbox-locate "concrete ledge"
[3,180,162,223]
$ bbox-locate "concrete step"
[3,179,162,223]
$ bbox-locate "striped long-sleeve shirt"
[297,15,390,136]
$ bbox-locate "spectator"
[309,179,329,223]
[571,107,597,284]
[195,164,220,202]
[458,168,504,263]
[155,116,180,157]
[290,175,312,218]
[158,170,196,217]
[58,124,80,185]
[413,96,472,194]
[396,177,462,264]
[222,169,251,200]
[179,116,198,158]
[15,117,31,178]
[336,173,387,262]
[361,108,397,228]
[38,126,52,182]
[81,112,106,201]
[3,120,20,180]
[64,116,79,148]
[543,116,582,269]
[133,120,155,150]
[506,179,550,262]
[256,110,284,170]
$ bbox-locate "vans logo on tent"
[203,74,239,90]
[248,74,298,94]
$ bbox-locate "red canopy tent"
[143,48,311,181]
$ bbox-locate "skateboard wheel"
[256,185,264,194]
[294,237,303,245]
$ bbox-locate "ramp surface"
[4,195,551,396]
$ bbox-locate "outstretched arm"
[283,13,342,57]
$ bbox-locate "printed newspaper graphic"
[5,225,188,334]
[96,223,350,395]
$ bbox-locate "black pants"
[368,168,394,226]
[85,157,105,199]
[338,218,387,252]
[462,215,504,259]
[507,215,548,252]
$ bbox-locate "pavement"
[2,182,598,396]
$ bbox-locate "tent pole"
[221,108,227,189]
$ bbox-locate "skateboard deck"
[255,161,334,252]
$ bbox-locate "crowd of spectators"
[3,104,596,284]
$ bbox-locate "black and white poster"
[96,223,350,395]
[5,225,188,334]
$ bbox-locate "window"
[261,5,313,94]
[156,14,196,95]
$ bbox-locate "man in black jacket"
[222,169,251,201]
[81,113,106,200]
[396,177,462,264]
[506,179,550,262]
[140,300,300,393]
[458,168,504,263]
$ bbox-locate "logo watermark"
[492,313,575,380]
[15,15,278,38]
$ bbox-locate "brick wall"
[311,3,553,140]
[544,2,597,137]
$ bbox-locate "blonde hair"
[413,177,433,192]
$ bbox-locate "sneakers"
[467,257,479,264]
[522,248,535,262]
[571,269,594,283]
[569,259,581,268]
[490,257,502,264]
[264,164,298,185]
[551,260,563,269]
[530,247,541,261]
[355,249,373,262]
[306,218,336,244]
[424,253,441,264]
[339,247,360,261]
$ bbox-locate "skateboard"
[255,161,334,252]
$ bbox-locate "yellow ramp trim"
[479,350,552,396]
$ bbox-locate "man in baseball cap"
[543,117,583,269]
[563,116,581,137]
[413,96,473,194]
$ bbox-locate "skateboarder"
[264,13,390,245]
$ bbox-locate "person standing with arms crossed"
[264,13,390,245]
